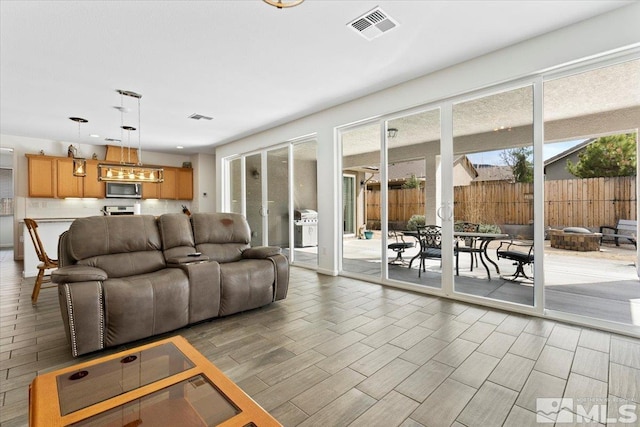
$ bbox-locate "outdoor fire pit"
[549,228,602,251]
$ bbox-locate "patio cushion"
[563,227,592,234]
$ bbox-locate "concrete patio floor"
[339,234,640,328]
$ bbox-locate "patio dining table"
[454,232,509,279]
[402,230,509,279]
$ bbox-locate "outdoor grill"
[294,209,318,247]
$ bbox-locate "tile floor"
[1,249,639,426]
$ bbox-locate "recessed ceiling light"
[176,146,184,149]
[89,134,100,138]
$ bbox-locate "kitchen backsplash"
[14,196,189,219]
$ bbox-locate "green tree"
[401,174,421,189]
[566,133,637,178]
[501,147,533,183]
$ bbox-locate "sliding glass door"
[385,109,441,288]
[451,85,536,307]
[224,138,318,265]
[543,59,639,327]
[341,122,382,278]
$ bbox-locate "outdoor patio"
[341,233,640,327]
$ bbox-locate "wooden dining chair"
[24,218,58,304]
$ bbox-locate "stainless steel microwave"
[105,182,142,199]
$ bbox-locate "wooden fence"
[366,176,636,228]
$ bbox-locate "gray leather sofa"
[53,212,289,356]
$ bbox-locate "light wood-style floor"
[1,249,639,426]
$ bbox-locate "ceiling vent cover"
[348,7,398,41]
[188,113,213,121]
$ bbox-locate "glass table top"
[57,342,194,415]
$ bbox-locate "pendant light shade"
[69,117,87,177]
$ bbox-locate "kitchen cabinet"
[177,168,193,200]
[160,167,177,199]
[83,160,105,198]
[142,181,160,199]
[27,155,56,198]
[56,158,83,198]
[26,153,192,200]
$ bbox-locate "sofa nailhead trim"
[97,282,104,349]
[63,284,78,357]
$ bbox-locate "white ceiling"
[0,0,633,155]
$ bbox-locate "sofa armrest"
[52,266,108,283]
[242,246,282,259]
[59,281,105,357]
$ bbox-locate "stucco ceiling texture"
[0,1,635,154]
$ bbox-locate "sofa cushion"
[102,268,189,347]
[69,215,162,259]
[158,213,197,260]
[218,259,275,316]
[68,215,165,277]
[192,213,251,262]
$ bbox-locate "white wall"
[215,3,640,275]
[193,153,216,213]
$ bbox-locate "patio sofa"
[53,212,289,356]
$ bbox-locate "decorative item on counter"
[39,150,45,155]
[67,145,77,158]
[181,205,191,216]
[182,161,192,169]
[92,153,98,160]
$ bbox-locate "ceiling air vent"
[348,7,398,41]
[188,113,213,121]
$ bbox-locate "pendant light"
[263,0,304,8]
[69,117,87,177]
[98,90,164,183]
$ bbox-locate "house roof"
[544,139,594,166]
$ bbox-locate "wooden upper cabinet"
[177,168,193,200]
[56,158,83,198]
[26,153,193,200]
[160,167,178,200]
[142,182,160,199]
[83,160,105,198]
[27,155,56,198]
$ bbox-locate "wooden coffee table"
[29,336,281,426]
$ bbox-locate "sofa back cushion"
[157,213,196,260]
[191,213,250,262]
[68,215,165,278]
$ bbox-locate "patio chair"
[496,239,534,281]
[24,218,58,303]
[388,230,414,265]
[454,222,480,276]
[416,225,442,278]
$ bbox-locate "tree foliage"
[500,147,533,183]
[401,174,421,189]
[566,133,637,178]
